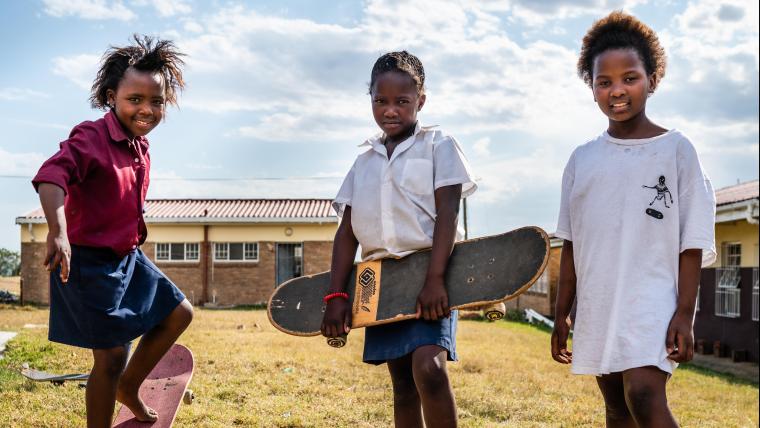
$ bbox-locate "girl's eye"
[596,81,609,87]
[374,99,384,104]
[152,100,165,106]
[129,98,140,103]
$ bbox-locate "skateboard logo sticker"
[358,267,377,312]
[352,261,382,327]
[642,175,673,220]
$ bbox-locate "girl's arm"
[38,183,71,283]
[321,206,359,338]
[417,184,462,321]
[551,240,576,364]
[665,248,702,362]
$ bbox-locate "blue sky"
[0,0,757,251]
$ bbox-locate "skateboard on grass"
[21,367,88,386]
[268,226,549,347]
[112,344,194,428]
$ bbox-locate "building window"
[155,243,199,261]
[214,242,259,262]
[531,267,549,295]
[752,268,759,322]
[715,242,741,318]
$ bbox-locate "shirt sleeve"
[332,160,356,218]
[677,138,716,267]
[31,125,94,194]
[555,149,576,241]
[433,135,477,198]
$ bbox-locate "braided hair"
[577,11,666,88]
[90,34,186,110]
[369,51,425,95]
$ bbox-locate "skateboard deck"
[21,368,88,386]
[112,344,194,428]
[268,226,549,346]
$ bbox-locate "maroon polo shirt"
[32,111,150,256]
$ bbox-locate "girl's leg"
[387,353,423,427]
[116,299,193,421]
[596,373,635,428]
[411,345,457,428]
[621,366,677,428]
[88,345,129,428]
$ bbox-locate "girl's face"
[592,48,656,124]
[371,71,426,142]
[106,68,166,138]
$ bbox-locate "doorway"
[275,243,303,287]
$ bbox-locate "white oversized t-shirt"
[556,129,716,375]
[334,123,477,261]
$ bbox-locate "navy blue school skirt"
[363,310,458,365]
[48,245,186,349]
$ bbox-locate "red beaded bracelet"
[323,292,349,304]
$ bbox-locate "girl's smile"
[592,48,664,138]
[107,68,166,139]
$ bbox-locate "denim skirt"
[363,310,458,365]
[48,245,186,349]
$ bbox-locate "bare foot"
[116,382,158,422]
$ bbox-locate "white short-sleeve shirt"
[334,122,477,261]
[556,129,716,375]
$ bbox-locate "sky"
[0,0,758,251]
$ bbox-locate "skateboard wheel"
[485,310,504,321]
[327,335,347,348]
[183,389,194,405]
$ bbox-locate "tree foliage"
[0,248,20,276]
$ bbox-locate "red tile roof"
[17,199,337,223]
[715,180,759,206]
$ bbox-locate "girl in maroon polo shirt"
[33,35,193,427]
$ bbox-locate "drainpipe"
[201,209,210,304]
[746,200,759,225]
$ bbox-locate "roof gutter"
[16,216,339,225]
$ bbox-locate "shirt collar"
[359,122,435,160]
[104,110,149,148]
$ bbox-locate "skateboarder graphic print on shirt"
[642,175,674,219]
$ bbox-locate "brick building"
[694,180,759,362]
[15,199,338,306]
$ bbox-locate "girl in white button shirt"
[551,11,716,427]
[321,51,476,427]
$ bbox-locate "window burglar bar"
[752,268,758,322]
[715,268,741,318]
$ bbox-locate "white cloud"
[42,0,136,21]
[0,149,46,176]
[52,54,101,90]
[0,88,49,101]
[473,137,491,157]
[131,0,191,17]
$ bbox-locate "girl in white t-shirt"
[321,51,476,427]
[551,11,715,427]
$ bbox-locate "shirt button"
[134,158,139,163]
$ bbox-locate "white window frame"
[752,268,758,322]
[154,242,200,262]
[695,285,700,313]
[214,242,259,262]
[531,267,550,295]
[715,242,742,318]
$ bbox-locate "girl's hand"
[666,310,694,363]
[416,275,450,321]
[44,231,71,284]
[321,298,351,338]
[551,317,573,364]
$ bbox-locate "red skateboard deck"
[112,344,194,428]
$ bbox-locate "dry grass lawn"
[0,305,757,427]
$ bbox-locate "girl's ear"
[105,89,115,107]
[417,93,426,112]
[648,73,658,95]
